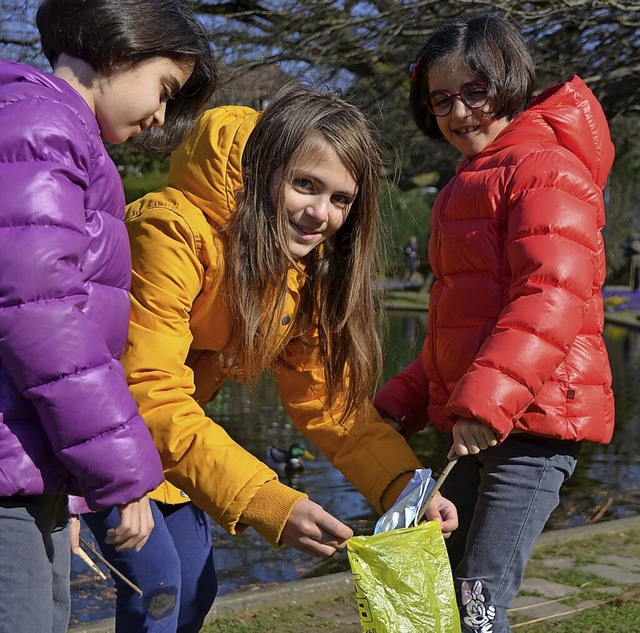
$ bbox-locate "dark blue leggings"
[83,500,217,633]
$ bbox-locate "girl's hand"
[70,515,81,553]
[379,414,404,435]
[281,498,353,558]
[105,495,155,552]
[449,418,498,457]
[423,494,458,538]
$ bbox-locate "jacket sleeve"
[446,149,605,439]
[123,205,305,543]
[273,336,423,514]
[0,98,163,509]
[373,356,430,438]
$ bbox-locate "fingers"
[451,418,498,456]
[69,515,81,554]
[281,498,353,558]
[294,527,349,558]
[105,496,155,552]
[425,495,459,538]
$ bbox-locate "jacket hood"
[490,75,614,189]
[167,105,261,228]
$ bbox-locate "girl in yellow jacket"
[83,82,457,632]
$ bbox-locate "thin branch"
[79,537,143,597]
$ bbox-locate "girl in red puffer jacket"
[375,12,615,632]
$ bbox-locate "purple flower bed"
[602,288,640,312]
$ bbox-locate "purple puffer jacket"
[0,60,163,510]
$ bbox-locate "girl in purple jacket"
[0,1,216,631]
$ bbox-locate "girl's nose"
[151,102,167,128]
[450,96,472,118]
[305,197,330,223]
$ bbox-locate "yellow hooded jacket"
[123,105,422,546]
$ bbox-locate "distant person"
[375,12,615,632]
[0,0,217,631]
[623,234,640,291]
[83,83,458,633]
[403,235,420,280]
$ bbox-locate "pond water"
[70,311,640,626]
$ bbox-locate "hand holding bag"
[346,467,461,633]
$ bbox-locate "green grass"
[513,589,640,632]
[526,531,640,578]
[383,290,429,311]
[201,590,640,633]
[201,596,355,633]
[200,529,640,633]
[202,606,306,632]
[512,531,640,631]
[121,171,169,203]
[201,589,640,633]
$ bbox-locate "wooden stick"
[415,454,459,525]
[510,601,606,628]
[510,583,619,628]
[587,497,613,524]
[76,546,107,580]
[79,536,143,597]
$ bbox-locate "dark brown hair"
[37,0,217,154]
[410,12,536,139]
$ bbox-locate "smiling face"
[272,139,358,260]
[93,57,194,144]
[428,60,510,157]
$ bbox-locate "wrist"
[241,480,306,547]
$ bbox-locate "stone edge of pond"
[68,572,355,632]
[383,292,640,329]
[68,515,640,633]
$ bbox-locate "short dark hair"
[409,12,536,139]
[36,0,217,154]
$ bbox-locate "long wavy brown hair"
[219,82,384,422]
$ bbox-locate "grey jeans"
[0,494,70,633]
[440,434,580,633]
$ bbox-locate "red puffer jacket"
[375,75,615,444]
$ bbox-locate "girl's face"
[93,57,193,144]
[427,63,510,157]
[273,141,358,260]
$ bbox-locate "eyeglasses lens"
[427,82,489,116]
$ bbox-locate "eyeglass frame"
[423,81,490,117]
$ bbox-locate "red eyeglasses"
[424,81,490,117]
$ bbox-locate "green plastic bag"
[347,520,461,633]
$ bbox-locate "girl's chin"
[288,239,318,259]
